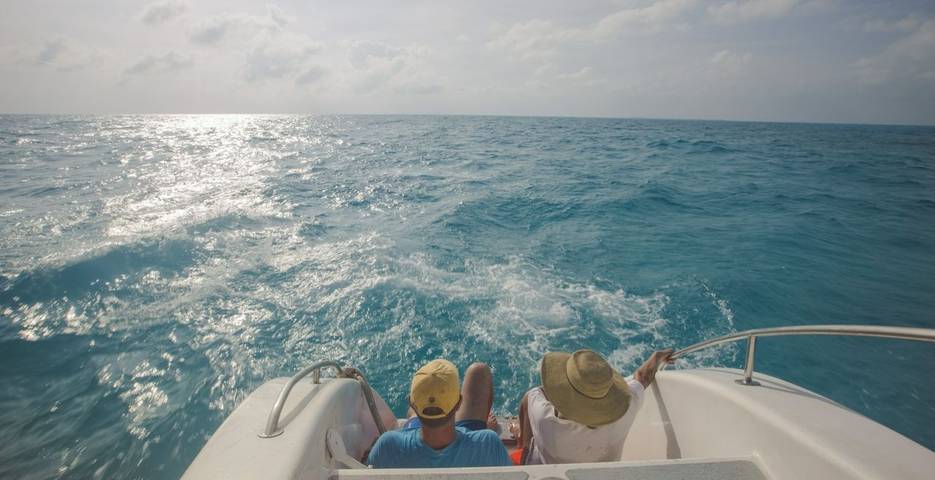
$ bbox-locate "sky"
[1,0,934,125]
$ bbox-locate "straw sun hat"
[541,349,631,427]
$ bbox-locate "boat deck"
[334,457,768,480]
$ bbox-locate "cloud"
[348,41,407,69]
[708,0,802,25]
[593,0,698,36]
[243,35,321,83]
[554,66,606,87]
[139,1,187,26]
[124,52,193,75]
[862,16,920,33]
[489,0,698,62]
[352,60,406,93]
[488,20,572,62]
[295,65,327,85]
[394,83,443,95]
[711,49,752,67]
[557,66,593,81]
[854,20,935,85]
[33,38,98,71]
[709,49,753,78]
[37,38,66,64]
[346,41,424,93]
[191,5,290,45]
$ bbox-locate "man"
[515,348,673,464]
[367,359,512,468]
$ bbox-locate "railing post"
[667,325,934,387]
[738,335,760,386]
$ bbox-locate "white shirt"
[525,380,645,464]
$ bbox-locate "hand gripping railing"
[666,324,935,386]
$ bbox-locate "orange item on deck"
[510,448,523,465]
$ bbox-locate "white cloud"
[394,83,443,95]
[351,59,406,93]
[488,20,567,62]
[855,20,935,85]
[33,38,99,71]
[191,5,290,45]
[554,66,607,88]
[709,49,752,78]
[243,34,321,83]
[708,0,803,25]
[557,66,593,81]
[295,65,327,86]
[490,0,698,62]
[862,16,920,33]
[124,52,193,75]
[345,41,430,94]
[139,1,188,26]
[37,38,66,64]
[348,41,407,69]
[711,49,751,66]
[594,0,698,36]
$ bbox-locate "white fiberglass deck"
[182,368,935,480]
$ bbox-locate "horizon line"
[1,111,933,128]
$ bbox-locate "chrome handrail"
[259,360,345,438]
[349,373,387,435]
[667,324,935,385]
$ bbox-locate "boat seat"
[333,457,768,480]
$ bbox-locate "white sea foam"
[244,229,695,383]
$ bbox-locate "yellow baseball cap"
[410,359,460,419]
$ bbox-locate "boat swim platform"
[334,457,767,480]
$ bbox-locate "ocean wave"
[2,115,933,477]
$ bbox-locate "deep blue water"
[0,115,933,479]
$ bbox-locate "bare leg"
[455,362,494,424]
[517,391,532,464]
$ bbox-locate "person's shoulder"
[368,429,418,466]
[373,428,415,449]
[527,386,549,403]
[526,386,553,420]
[626,378,645,399]
[465,428,499,439]
[463,428,502,445]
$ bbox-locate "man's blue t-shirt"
[367,426,512,469]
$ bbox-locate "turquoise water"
[1,115,933,479]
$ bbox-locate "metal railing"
[258,360,387,439]
[345,370,387,435]
[257,325,935,437]
[667,324,935,386]
[259,360,345,438]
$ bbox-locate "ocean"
[1,114,933,479]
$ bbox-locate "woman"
[513,348,673,464]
